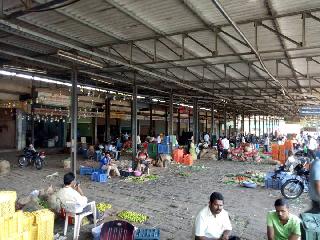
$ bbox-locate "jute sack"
[0,160,10,175]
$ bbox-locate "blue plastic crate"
[265,178,282,190]
[93,168,106,174]
[163,136,170,144]
[134,228,160,240]
[80,166,94,175]
[91,172,99,181]
[91,172,108,182]
[97,173,108,182]
[157,144,170,154]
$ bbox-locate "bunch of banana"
[96,202,112,212]
[117,210,148,223]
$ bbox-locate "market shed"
[0,0,319,165]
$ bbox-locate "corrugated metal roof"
[184,0,270,26]
[36,0,155,42]
[2,0,320,112]
[111,0,204,34]
[20,11,114,46]
[270,0,320,15]
[0,35,56,54]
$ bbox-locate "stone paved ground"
[0,151,310,240]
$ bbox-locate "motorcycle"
[280,158,310,199]
[18,148,46,170]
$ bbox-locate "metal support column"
[254,115,257,136]
[233,114,237,136]
[224,107,227,137]
[149,104,153,136]
[169,91,173,136]
[248,114,251,134]
[31,85,35,145]
[193,98,199,144]
[262,116,265,136]
[105,98,111,141]
[165,107,168,135]
[241,112,245,134]
[131,73,138,165]
[210,104,215,137]
[177,109,181,137]
[205,112,208,133]
[71,68,78,176]
[258,115,261,137]
[188,109,191,132]
[92,117,97,144]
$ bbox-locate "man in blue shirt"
[100,152,120,178]
[309,157,320,212]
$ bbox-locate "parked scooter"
[18,145,45,170]
[281,158,310,199]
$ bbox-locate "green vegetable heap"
[117,210,148,223]
[96,202,112,212]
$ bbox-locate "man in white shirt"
[195,192,238,240]
[56,172,88,213]
[221,137,230,160]
[307,135,318,160]
[204,133,210,144]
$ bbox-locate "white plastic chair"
[63,201,97,240]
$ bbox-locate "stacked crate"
[271,144,279,160]
[0,191,54,240]
[278,145,286,165]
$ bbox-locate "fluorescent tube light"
[57,50,104,69]
[3,65,47,74]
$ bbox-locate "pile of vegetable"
[38,198,49,209]
[96,202,112,212]
[177,172,191,177]
[223,171,265,186]
[124,175,159,183]
[117,210,148,223]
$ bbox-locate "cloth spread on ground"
[194,206,232,239]
[267,211,301,240]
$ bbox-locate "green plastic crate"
[301,213,320,240]
[148,143,157,159]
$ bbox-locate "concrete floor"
[0,150,310,240]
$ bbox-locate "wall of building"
[0,109,16,149]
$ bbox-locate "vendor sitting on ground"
[100,152,120,178]
[135,147,151,175]
[56,172,88,213]
[267,198,301,240]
